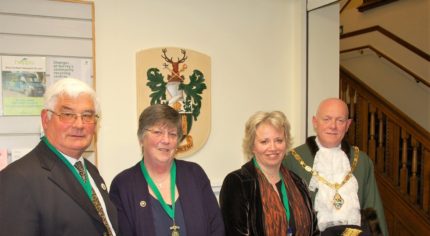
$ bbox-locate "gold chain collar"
[290,146,360,209]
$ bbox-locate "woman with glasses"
[219,111,318,236]
[109,104,225,236]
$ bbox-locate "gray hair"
[242,110,292,160]
[137,104,183,142]
[43,78,100,118]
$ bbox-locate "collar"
[315,137,341,151]
[242,159,259,178]
[62,152,84,166]
[306,136,351,158]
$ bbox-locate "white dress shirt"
[309,138,361,231]
[63,154,116,236]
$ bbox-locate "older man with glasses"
[0,78,118,236]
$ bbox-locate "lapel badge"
[101,183,107,191]
[139,200,147,208]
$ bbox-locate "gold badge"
[342,227,362,236]
[101,183,107,191]
[140,200,147,207]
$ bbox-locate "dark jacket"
[109,160,225,236]
[219,160,318,236]
[0,141,118,236]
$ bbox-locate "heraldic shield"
[136,47,211,158]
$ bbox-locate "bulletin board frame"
[0,0,98,167]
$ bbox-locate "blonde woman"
[220,111,317,236]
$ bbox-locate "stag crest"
[146,48,208,154]
[161,48,188,82]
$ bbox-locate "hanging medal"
[332,183,344,209]
[333,191,344,210]
[141,159,180,236]
[290,147,361,210]
[170,223,180,236]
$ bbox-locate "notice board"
[0,0,96,169]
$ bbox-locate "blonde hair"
[242,111,292,160]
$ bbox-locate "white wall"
[341,0,429,52]
[340,0,429,83]
[341,50,430,130]
[92,0,339,187]
[307,3,340,136]
[340,0,430,131]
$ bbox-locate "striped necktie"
[74,161,113,236]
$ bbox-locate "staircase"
[340,67,430,235]
[340,1,430,234]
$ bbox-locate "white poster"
[10,148,32,163]
[46,57,93,87]
[1,56,46,116]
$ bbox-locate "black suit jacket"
[0,141,118,236]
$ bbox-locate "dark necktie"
[74,161,113,236]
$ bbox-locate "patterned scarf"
[256,165,311,236]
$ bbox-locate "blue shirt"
[150,194,187,236]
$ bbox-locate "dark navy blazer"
[0,141,118,236]
[109,160,225,236]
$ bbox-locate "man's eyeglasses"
[145,128,178,139]
[47,109,99,124]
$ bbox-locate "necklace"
[140,160,180,236]
[154,176,169,188]
[290,146,360,210]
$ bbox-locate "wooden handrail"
[340,0,352,13]
[340,66,430,147]
[340,67,430,234]
[341,25,430,61]
[357,0,398,12]
[341,45,430,88]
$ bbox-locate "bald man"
[284,98,388,235]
